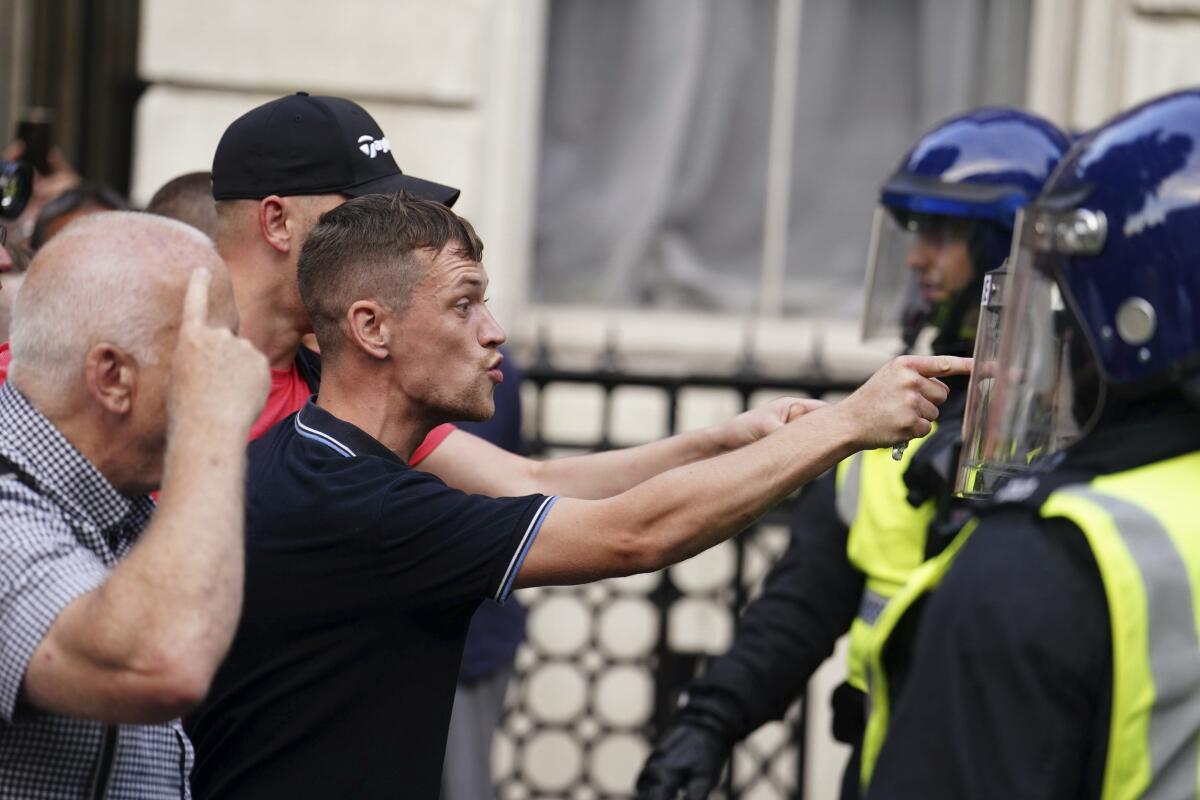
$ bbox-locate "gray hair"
[9,211,216,390]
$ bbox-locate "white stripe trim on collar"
[294,412,357,458]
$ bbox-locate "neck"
[315,358,437,461]
[16,376,145,494]
[225,251,308,371]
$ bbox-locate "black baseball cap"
[211,92,460,206]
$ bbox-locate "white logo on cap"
[358,135,391,159]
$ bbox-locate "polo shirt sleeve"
[0,482,110,721]
[375,470,556,607]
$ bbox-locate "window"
[533,0,1032,319]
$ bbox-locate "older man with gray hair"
[0,211,268,797]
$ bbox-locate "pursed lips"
[485,353,505,381]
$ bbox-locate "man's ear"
[346,300,391,360]
[82,343,138,416]
[257,196,291,255]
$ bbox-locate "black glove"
[636,718,733,800]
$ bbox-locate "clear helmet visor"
[955,207,1108,497]
[860,205,977,345]
[955,266,1009,496]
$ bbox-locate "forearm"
[532,426,727,499]
[618,406,858,569]
[522,405,861,588]
[421,425,728,499]
[41,418,248,719]
[124,418,248,669]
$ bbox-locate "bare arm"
[21,270,269,724]
[516,356,969,588]
[418,397,826,499]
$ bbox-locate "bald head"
[9,211,234,393]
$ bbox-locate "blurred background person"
[147,170,218,238]
[29,180,130,250]
[0,139,82,248]
[0,234,32,343]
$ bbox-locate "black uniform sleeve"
[686,469,865,736]
[866,510,1111,800]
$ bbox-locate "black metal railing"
[493,344,860,799]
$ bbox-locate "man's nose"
[479,305,506,347]
[906,238,934,271]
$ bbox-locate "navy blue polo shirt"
[185,400,556,800]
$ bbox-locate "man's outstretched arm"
[419,396,827,499]
[516,355,969,588]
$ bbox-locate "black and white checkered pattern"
[0,382,192,798]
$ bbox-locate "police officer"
[862,88,1200,799]
[635,108,1070,800]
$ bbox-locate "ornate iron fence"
[493,346,860,799]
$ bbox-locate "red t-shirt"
[249,361,315,441]
[0,344,453,465]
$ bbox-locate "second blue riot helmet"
[957,89,1200,496]
[861,108,1071,355]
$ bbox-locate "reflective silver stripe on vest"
[837,453,863,528]
[1062,487,1200,799]
[858,588,888,626]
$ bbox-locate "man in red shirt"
[211,92,825,489]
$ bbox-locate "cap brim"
[344,172,461,208]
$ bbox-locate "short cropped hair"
[297,193,484,356]
[147,171,218,239]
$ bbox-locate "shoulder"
[930,507,1108,657]
[951,506,1099,596]
[247,424,456,529]
[0,471,69,532]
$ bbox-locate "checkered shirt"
[0,382,192,798]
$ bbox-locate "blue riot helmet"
[957,89,1200,496]
[861,108,1071,356]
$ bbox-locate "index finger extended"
[181,267,211,328]
[906,355,973,378]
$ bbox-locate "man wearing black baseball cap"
[210,92,466,453]
[212,92,459,206]
[210,92,843,510]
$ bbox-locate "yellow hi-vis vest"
[859,450,1200,800]
[836,425,938,693]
